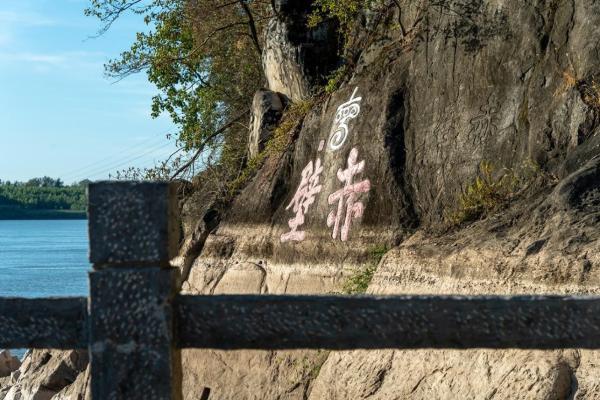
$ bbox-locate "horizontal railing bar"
[4,295,600,351]
[0,297,87,349]
[175,295,600,350]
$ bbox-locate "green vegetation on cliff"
[0,178,87,219]
[342,245,389,294]
[444,161,557,226]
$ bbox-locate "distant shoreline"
[0,209,87,220]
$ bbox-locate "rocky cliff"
[3,0,600,399]
[179,1,600,399]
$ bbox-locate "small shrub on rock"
[342,244,388,294]
[446,160,556,226]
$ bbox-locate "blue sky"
[0,0,178,183]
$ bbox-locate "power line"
[72,142,174,182]
[72,142,176,182]
[101,150,184,180]
[61,138,170,181]
[63,137,169,176]
[60,132,172,181]
[62,132,167,176]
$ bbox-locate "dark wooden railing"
[1,182,599,399]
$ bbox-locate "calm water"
[0,220,90,359]
[0,220,90,298]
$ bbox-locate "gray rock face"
[175,185,221,287]
[397,0,598,224]
[310,157,600,400]
[262,1,339,101]
[180,1,600,399]
[248,90,286,159]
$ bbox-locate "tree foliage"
[86,0,274,180]
[24,176,65,188]
[308,0,376,34]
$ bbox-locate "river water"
[0,220,89,358]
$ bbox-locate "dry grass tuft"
[445,160,556,226]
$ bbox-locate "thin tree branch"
[238,0,263,56]
[88,0,146,38]
[164,147,184,164]
[170,110,250,180]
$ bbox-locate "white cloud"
[0,10,57,27]
[0,9,57,49]
[0,51,107,72]
[7,53,65,65]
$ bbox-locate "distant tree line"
[0,178,89,211]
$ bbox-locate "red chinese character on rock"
[327,148,371,242]
[280,157,324,242]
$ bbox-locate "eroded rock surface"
[180,0,600,399]
[0,350,88,400]
[248,90,286,159]
[0,352,20,379]
[262,0,339,101]
[311,158,600,400]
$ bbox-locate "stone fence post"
[87,182,181,400]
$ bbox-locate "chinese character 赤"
[327,148,371,242]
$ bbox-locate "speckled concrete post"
[87,182,181,400]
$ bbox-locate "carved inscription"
[327,148,371,242]
[328,87,362,151]
[280,144,325,242]
[468,95,499,145]
[281,88,372,244]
